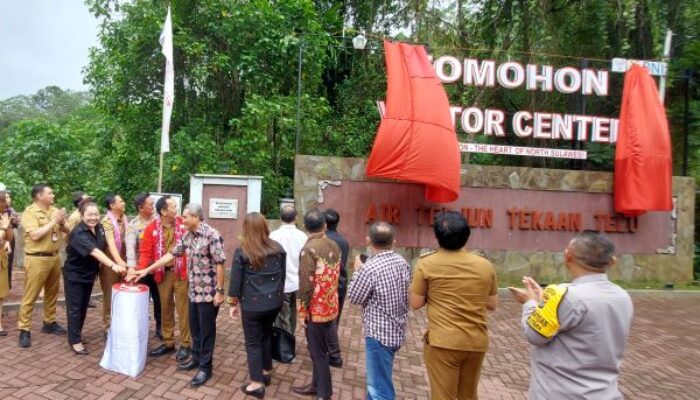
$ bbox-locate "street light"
[352,33,367,50]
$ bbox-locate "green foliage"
[1,0,698,220]
[0,86,89,129]
[82,0,337,215]
[0,120,86,209]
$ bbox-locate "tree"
[84,0,336,214]
[0,86,89,129]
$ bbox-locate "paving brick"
[1,291,699,398]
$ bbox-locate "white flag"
[159,6,174,153]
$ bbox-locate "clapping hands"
[508,276,544,304]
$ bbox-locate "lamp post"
[295,33,367,155]
[295,38,304,154]
[352,32,367,50]
[682,69,693,176]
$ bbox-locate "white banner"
[159,7,174,153]
[460,143,587,160]
[611,58,667,77]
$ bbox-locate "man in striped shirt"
[348,221,411,400]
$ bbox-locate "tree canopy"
[1,0,698,217]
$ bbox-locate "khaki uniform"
[18,204,63,331]
[0,243,9,299]
[0,216,9,299]
[100,215,127,330]
[411,249,498,400]
[66,209,81,232]
[158,225,191,348]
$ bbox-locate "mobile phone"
[359,254,368,263]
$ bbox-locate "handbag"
[271,326,296,364]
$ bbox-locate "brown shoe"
[292,383,317,396]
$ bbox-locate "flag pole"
[158,6,173,192]
[158,152,164,192]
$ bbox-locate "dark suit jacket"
[228,245,286,312]
[325,229,349,290]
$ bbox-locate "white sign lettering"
[209,198,238,219]
[434,57,610,96]
[460,143,587,160]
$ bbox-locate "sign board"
[149,192,183,215]
[460,143,587,160]
[375,54,669,160]
[321,181,674,253]
[611,58,668,76]
[208,198,238,219]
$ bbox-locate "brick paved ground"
[1,283,698,399]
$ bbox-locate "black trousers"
[7,239,14,289]
[337,285,346,321]
[307,320,336,398]
[242,307,281,382]
[189,301,219,372]
[327,286,346,363]
[141,273,162,332]
[63,278,93,345]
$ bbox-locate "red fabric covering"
[614,65,673,216]
[366,41,460,203]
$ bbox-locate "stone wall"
[295,155,696,283]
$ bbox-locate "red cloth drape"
[614,64,673,216]
[366,41,460,203]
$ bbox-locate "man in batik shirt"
[292,210,340,400]
[129,203,226,388]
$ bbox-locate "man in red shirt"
[138,196,191,361]
[292,210,340,400]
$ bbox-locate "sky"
[0,0,99,99]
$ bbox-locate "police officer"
[512,230,634,400]
[18,183,69,348]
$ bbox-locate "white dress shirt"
[269,223,307,293]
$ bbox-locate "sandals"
[71,343,88,355]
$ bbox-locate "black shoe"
[18,330,31,348]
[149,344,176,357]
[177,359,199,371]
[41,322,67,335]
[176,346,191,362]
[292,383,317,396]
[241,383,265,398]
[262,374,271,387]
[190,369,211,388]
[329,358,343,368]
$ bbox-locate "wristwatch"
[216,287,225,295]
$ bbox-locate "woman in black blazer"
[228,212,286,399]
[63,201,126,354]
